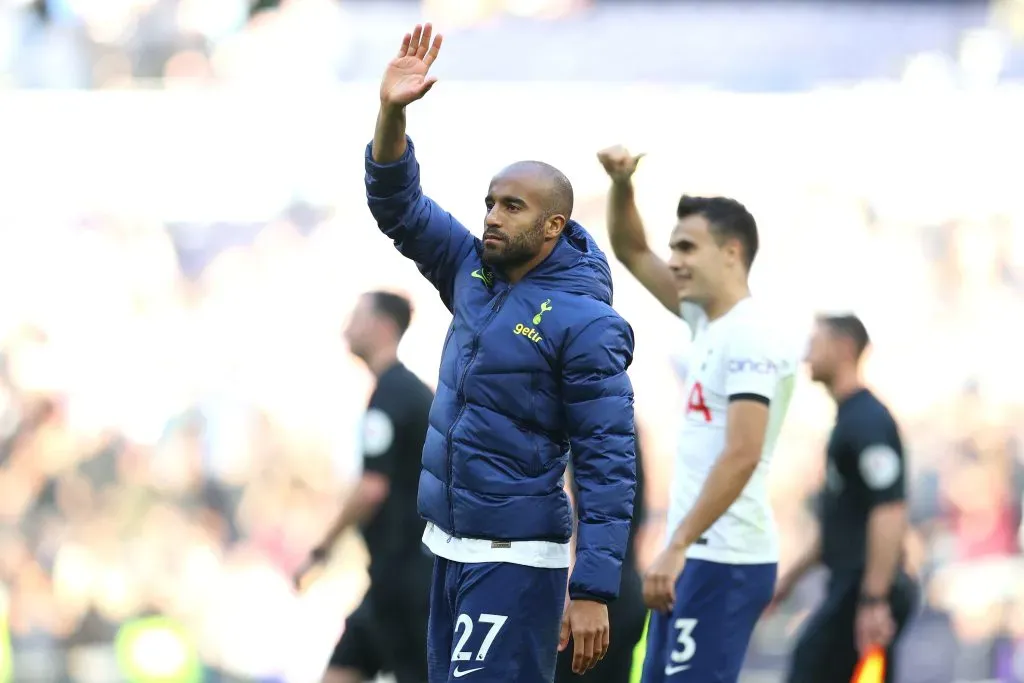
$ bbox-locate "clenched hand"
[597,145,645,184]
[855,602,895,655]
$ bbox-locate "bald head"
[498,160,574,221]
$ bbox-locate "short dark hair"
[817,313,870,358]
[677,195,758,270]
[368,291,412,339]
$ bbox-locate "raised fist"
[596,145,645,184]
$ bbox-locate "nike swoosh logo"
[453,667,484,678]
[664,664,690,676]
[471,270,486,280]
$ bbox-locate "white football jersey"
[668,298,799,565]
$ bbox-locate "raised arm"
[365,24,476,310]
[596,146,679,315]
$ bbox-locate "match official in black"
[296,291,434,683]
[774,314,917,683]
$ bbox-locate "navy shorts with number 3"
[427,557,568,683]
[641,558,776,683]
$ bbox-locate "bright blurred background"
[1,0,1023,681]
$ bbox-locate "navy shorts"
[427,557,568,683]
[640,558,776,683]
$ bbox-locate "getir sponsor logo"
[513,323,543,343]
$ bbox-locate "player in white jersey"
[597,146,798,682]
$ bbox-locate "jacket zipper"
[444,287,511,536]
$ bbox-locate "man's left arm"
[562,315,637,603]
[669,337,785,550]
[855,424,907,600]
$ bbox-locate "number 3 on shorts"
[666,618,698,674]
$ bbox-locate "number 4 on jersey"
[687,382,711,423]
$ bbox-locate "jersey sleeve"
[359,393,404,479]
[724,320,787,404]
[851,414,906,507]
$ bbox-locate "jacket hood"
[517,220,614,305]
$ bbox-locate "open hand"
[558,599,610,674]
[380,23,443,108]
[597,145,645,184]
[643,546,686,613]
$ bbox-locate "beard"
[482,217,545,268]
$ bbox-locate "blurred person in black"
[556,431,648,682]
[296,291,434,683]
[772,314,917,683]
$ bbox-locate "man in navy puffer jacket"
[365,24,637,683]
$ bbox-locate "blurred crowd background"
[1,0,1023,681]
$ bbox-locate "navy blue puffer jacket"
[365,138,636,601]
